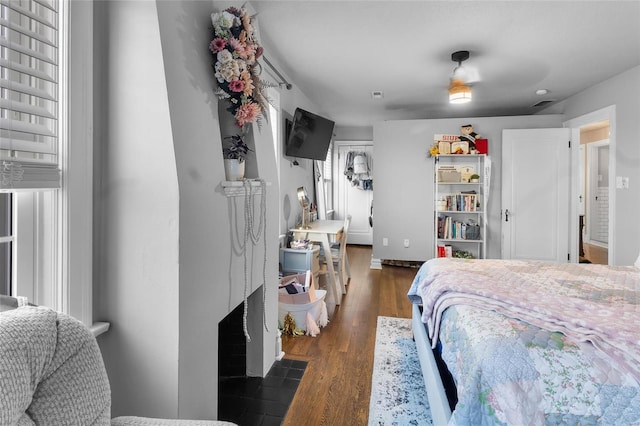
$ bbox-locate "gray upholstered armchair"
[0,298,235,426]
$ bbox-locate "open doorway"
[579,122,610,264]
[566,105,615,266]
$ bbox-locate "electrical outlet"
[383,237,389,246]
[404,239,410,248]
[616,176,630,189]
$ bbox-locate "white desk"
[290,220,344,305]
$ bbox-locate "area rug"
[368,316,433,426]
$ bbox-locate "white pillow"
[635,252,640,269]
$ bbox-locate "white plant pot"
[224,159,245,181]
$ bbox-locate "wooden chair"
[319,215,351,294]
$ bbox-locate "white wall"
[335,125,374,141]
[373,115,563,261]
[158,0,281,417]
[372,67,640,264]
[559,66,640,265]
[94,0,284,419]
[93,0,180,417]
[260,54,333,236]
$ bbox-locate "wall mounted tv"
[285,107,335,161]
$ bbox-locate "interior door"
[335,143,373,245]
[502,129,571,261]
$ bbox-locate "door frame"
[564,105,616,264]
[332,140,374,245]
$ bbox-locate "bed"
[408,257,640,425]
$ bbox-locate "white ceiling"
[250,1,640,128]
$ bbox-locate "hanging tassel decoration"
[305,312,321,337]
[318,301,329,328]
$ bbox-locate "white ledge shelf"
[90,321,110,337]
[221,179,272,197]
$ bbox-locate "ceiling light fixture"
[449,50,472,104]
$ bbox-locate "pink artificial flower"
[241,11,252,34]
[230,38,250,59]
[240,71,254,96]
[235,102,261,128]
[229,79,245,93]
[210,38,226,53]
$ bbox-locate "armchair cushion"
[0,306,111,425]
[1,305,237,426]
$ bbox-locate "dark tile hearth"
[219,358,307,426]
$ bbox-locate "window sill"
[90,321,110,337]
[221,179,271,197]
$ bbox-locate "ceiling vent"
[531,99,555,108]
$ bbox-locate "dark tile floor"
[219,358,307,426]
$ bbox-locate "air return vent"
[531,99,555,108]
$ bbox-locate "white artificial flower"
[217,49,233,64]
[215,60,239,82]
[221,11,236,28]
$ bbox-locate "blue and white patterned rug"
[368,316,433,426]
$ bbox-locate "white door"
[335,143,373,245]
[502,129,571,261]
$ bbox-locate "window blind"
[323,144,332,211]
[0,0,60,191]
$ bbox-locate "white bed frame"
[412,303,452,425]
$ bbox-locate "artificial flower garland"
[210,6,269,129]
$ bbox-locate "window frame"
[59,0,94,329]
[0,192,11,295]
[2,1,97,332]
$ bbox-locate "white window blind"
[323,144,332,211]
[0,0,60,191]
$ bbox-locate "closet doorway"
[334,141,373,245]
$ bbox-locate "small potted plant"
[469,173,480,183]
[222,134,251,181]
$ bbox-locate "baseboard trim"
[370,257,382,269]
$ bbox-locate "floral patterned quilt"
[408,258,640,425]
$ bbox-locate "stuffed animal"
[460,124,480,150]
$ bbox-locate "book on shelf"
[438,141,451,154]
[439,194,478,212]
[434,134,461,142]
[437,164,477,183]
[438,214,481,240]
[434,134,461,155]
[437,243,453,258]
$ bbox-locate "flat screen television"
[285,108,335,161]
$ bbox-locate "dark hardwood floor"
[281,245,418,426]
